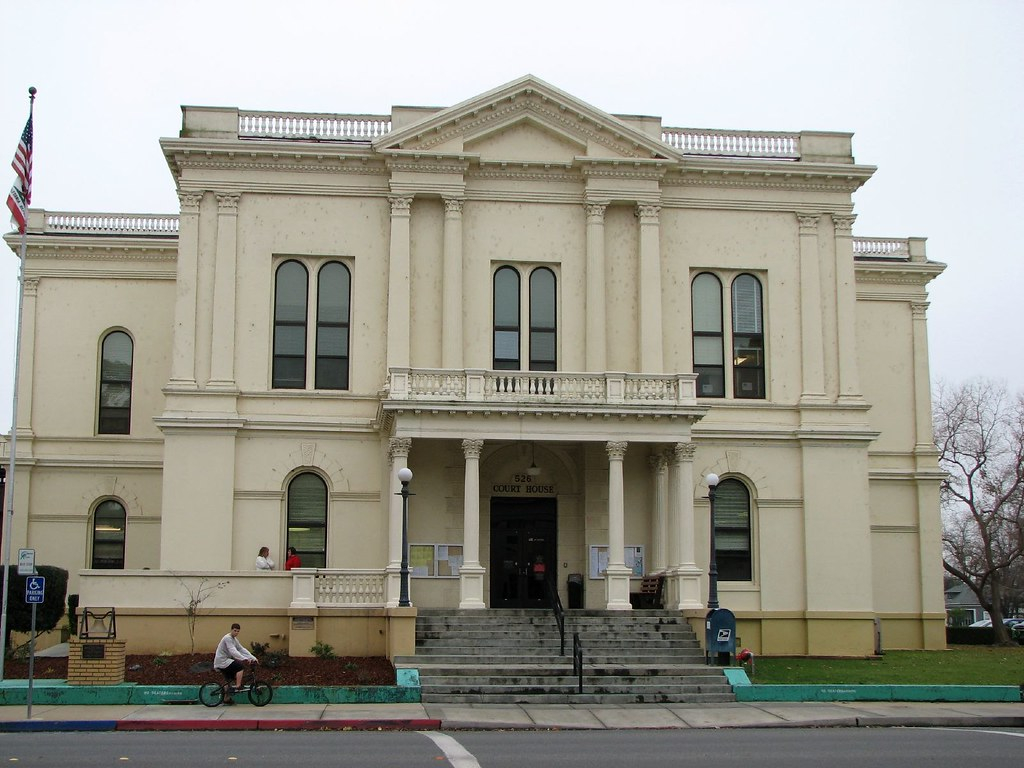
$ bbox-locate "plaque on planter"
[82,644,106,660]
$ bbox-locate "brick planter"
[67,637,126,685]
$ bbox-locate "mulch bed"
[3,653,396,687]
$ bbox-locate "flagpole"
[0,87,36,681]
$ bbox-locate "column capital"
[585,201,608,220]
[832,214,856,234]
[389,196,413,215]
[648,453,667,472]
[636,203,661,222]
[215,192,240,214]
[388,437,412,461]
[797,212,821,234]
[461,438,483,459]
[606,441,628,461]
[444,197,465,215]
[178,191,203,214]
[671,442,697,462]
[911,301,929,319]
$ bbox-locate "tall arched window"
[493,266,520,370]
[287,472,328,568]
[692,273,724,397]
[529,268,556,371]
[731,274,764,399]
[715,478,752,581]
[315,262,351,389]
[273,260,309,388]
[91,499,126,569]
[98,331,133,434]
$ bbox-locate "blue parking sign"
[25,576,45,604]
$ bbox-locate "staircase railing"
[545,576,566,655]
[573,632,584,694]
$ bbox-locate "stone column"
[442,198,464,370]
[385,437,412,607]
[648,453,668,574]
[668,442,702,608]
[797,213,826,403]
[169,191,202,389]
[208,193,240,389]
[637,204,664,373]
[386,196,413,370]
[832,214,862,402]
[585,201,608,371]
[911,301,934,452]
[459,439,486,608]
[605,441,632,610]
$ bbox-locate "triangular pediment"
[374,75,674,163]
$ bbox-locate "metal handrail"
[573,632,583,694]
[545,576,566,656]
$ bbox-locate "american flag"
[6,110,33,233]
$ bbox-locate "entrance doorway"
[490,497,557,609]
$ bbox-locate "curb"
[0,718,443,733]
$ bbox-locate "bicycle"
[199,663,274,707]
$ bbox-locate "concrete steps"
[396,609,735,705]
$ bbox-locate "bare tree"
[173,575,228,654]
[935,379,1024,645]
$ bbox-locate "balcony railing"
[290,568,387,608]
[853,237,910,259]
[42,211,179,236]
[239,111,393,141]
[386,368,699,407]
[661,128,800,159]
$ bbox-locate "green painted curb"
[727,675,1021,703]
[0,674,422,706]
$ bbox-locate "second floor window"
[273,260,351,390]
[98,330,133,434]
[493,265,557,371]
[691,271,765,400]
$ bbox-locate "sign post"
[24,574,44,719]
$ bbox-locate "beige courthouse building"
[2,76,946,658]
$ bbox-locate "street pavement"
[1,699,1023,732]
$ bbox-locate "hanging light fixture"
[527,442,540,478]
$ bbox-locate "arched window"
[287,472,328,568]
[273,260,308,388]
[493,266,520,370]
[715,479,752,581]
[91,499,126,569]
[692,273,724,397]
[529,268,556,371]
[98,331,133,434]
[731,274,764,399]
[315,262,351,389]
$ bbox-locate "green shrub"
[946,626,995,645]
[310,641,336,659]
[4,565,69,651]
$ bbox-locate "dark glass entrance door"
[490,498,557,609]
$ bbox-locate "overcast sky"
[2,0,1021,433]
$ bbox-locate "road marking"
[419,732,482,768]
[935,727,1024,739]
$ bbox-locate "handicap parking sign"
[25,576,45,604]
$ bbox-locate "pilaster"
[459,438,486,608]
[668,442,702,609]
[168,191,202,389]
[797,213,827,403]
[442,198,464,369]
[585,201,608,371]
[637,204,663,373]
[208,193,240,390]
[832,214,863,403]
[386,196,413,369]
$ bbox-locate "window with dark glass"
[731,274,765,399]
[529,268,556,371]
[692,273,725,397]
[91,500,126,569]
[287,472,327,568]
[98,331,133,434]
[315,262,350,389]
[273,261,308,388]
[714,479,752,581]
[493,266,520,370]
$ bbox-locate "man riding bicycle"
[213,622,258,704]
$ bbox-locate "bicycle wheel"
[248,681,273,707]
[198,682,225,707]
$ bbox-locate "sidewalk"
[1,700,1023,732]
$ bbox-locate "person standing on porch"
[255,547,275,570]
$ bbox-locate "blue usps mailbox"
[25,576,45,604]
[705,607,736,665]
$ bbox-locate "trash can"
[567,573,584,609]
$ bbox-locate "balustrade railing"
[662,128,800,159]
[388,368,699,407]
[853,237,911,259]
[43,212,179,235]
[313,569,386,606]
[239,111,392,141]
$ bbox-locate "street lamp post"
[705,473,720,611]
[0,466,5,557]
[396,467,414,607]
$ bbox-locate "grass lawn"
[749,646,1024,686]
